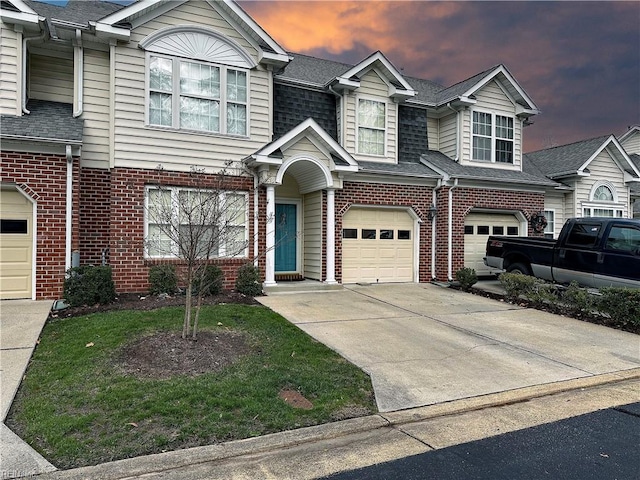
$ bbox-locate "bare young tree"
[145,163,249,340]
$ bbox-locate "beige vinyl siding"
[577,150,629,216]
[29,53,73,104]
[303,190,322,280]
[439,113,457,159]
[427,117,439,150]
[82,49,110,169]
[344,69,397,163]
[461,80,522,169]
[1,22,19,115]
[277,173,300,198]
[112,0,269,172]
[544,193,566,238]
[284,137,325,159]
[620,131,640,155]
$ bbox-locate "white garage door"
[342,208,414,283]
[1,188,34,299]
[464,212,520,276]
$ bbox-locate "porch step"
[263,280,343,295]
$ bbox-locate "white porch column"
[325,188,337,284]
[265,185,276,286]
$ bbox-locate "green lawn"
[7,305,376,469]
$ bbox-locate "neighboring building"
[523,135,640,238]
[618,125,640,218]
[0,0,633,300]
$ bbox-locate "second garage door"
[342,208,414,283]
[464,212,521,276]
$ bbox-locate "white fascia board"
[334,77,360,90]
[334,164,359,173]
[608,137,640,177]
[515,104,540,117]
[619,125,640,143]
[220,0,288,56]
[4,0,36,14]
[577,136,617,174]
[0,10,40,27]
[97,0,163,26]
[259,51,292,68]
[94,22,130,40]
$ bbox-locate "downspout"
[431,179,441,279]
[22,31,47,114]
[65,145,73,272]
[328,85,344,143]
[73,29,83,117]
[447,178,459,281]
[446,103,460,162]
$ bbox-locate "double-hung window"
[543,210,555,238]
[145,186,248,259]
[149,55,247,136]
[472,111,514,163]
[358,99,386,156]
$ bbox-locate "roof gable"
[247,118,358,170]
[525,135,640,180]
[329,51,416,101]
[95,0,290,67]
[2,0,41,29]
[619,125,640,144]
[436,64,539,116]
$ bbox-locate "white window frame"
[583,181,626,218]
[543,209,555,238]
[472,109,515,164]
[144,185,249,259]
[146,52,249,137]
[356,96,387,157]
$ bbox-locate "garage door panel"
[343,208,415,283]
[465,213,520,276]
[1,189,33,299]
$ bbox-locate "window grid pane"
[359,128,385,155]
[150,56,172,92]
[149,92,172,126]
[180,97,219,132]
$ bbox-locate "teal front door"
[275,203,297,272]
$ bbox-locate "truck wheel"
[507,262,532,276]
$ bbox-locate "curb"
[37,368,640,479]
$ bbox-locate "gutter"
[431,179,441,280]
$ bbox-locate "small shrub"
[562,281,596,315]
[455,267,478,291]
[235,263,262,296]
[499,272,538,302]
[64,266,116,307]
[148,264,178,295]
[192,265,224,296]
[598,288,640,328]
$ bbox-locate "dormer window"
[148,55,247,135]
[357,99,386,156]
[472,111,514,163]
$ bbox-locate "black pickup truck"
[484,217,640,288]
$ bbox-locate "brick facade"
[79,167,111,266]
[1,151,80,299]
[107,168,257,294]
[433,186,545,280]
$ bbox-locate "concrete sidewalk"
[1,299,57,477]
[259,283,640,412]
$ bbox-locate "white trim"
[11,185,37,300]
[355,95,388,158]
[619,125,640,144]
[590,180,618,203]
[471,108,515,164]
[542,209,556,238]
[265,185,276,285]
[335,51,415,96]
[275,155,334,190]
[325,189,337,284]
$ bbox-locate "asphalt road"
[323,403,640,480]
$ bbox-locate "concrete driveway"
[258,283,640,412]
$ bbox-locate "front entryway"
[275,203,298,274]
[342,207,415,283]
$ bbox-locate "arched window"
[593,185,614,202]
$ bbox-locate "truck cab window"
[566,223,601,248]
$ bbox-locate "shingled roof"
[0,100,83,144]
[24,0,124,36]
[420,150,559,187]
[523,136,611,179]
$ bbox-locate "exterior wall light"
[427,204,437,222]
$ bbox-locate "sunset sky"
[239,0,640,152]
